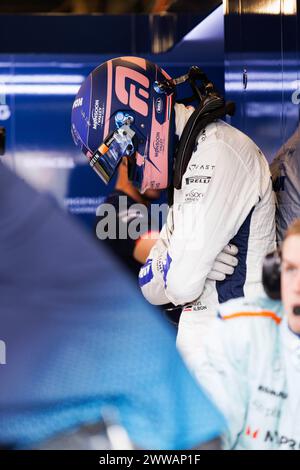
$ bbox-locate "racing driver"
[71,56,276,367]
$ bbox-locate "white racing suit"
[139,104,276,369]
[195,296,300,450]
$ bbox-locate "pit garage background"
[0,0,299,227]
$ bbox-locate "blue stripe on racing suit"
[163,252,172,288]
[139,259,154,287]
[216,207,255,303]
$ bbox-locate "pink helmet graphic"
[71,56,176,193]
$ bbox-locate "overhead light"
[223,0,296,15]
[0,74,85,84]
[0,84,80,95]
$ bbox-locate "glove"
[207,244,239,282]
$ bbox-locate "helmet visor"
[89,124,136,184]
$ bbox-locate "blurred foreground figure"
[0,163,224,450]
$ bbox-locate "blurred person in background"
[271,125,300,244]
[193,219,300,450]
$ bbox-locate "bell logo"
[115,66,150,117]
[245,426,259,439]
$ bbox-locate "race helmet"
[71,56,176,193]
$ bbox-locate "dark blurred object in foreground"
[0,162,224,450]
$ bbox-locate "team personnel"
[194,219,300,450]
[271,125,300,243]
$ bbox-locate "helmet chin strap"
[154,66,213,104]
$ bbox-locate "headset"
[156,66,236,192]
[262,250,281,300]
[262,249,300,315]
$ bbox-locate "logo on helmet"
[115,66,150,117]
[91,100,104,130]
[153,132,165,158]
[155,97,163,114]
[72,97,83,109]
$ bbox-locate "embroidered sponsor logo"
[188,163,216,172]
[139,259,154,287]
[185,175,211,185]
[193,302,207,311]
[184,301,207,312]
[139,260,152,278]
[185,189,204,202]
[245,425,300,449]
[245,426,260,439]
[264,430,300,449]
[258,385,288,400]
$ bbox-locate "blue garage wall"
[224,0,300,162]
[0,6,224,228]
